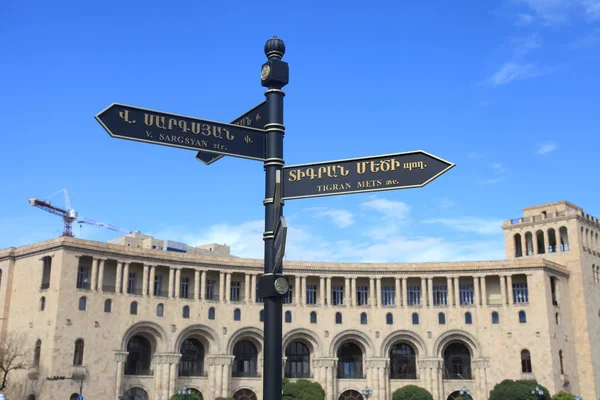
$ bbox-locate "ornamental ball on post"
[264,36,286,60]
[261,36,289,88]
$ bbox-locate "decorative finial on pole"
[264,36,285,60]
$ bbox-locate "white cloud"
[536,141,558,154]
[516,12,536,24]
[581,0,600,19]
[360,197,410,220]
[304,207,354,228]
[487,63,543,85]
[423,217,505,235]
[512,0,600,24]
[147,200,506,264]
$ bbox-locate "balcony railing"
[154,290,169,298]
[232,370,259,378]
[338,372,364,379]
[102,285,116,293]
[178,370,208,377]
[444,372,472,380]
[127,287,143,295]
[76,282,90,290]
[390,373,417,380]
[285,371,311,379]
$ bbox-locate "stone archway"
[233,388,257,400]
[123,386,150,400]
[447,390,473,400]
[338,390,363,400]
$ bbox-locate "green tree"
[215,397,234,400]
[169,393,203,400]
[489,379,551,400]
[282,378,325,400]
[391,385,433,400]
[552,391,580,400]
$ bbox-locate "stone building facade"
[0,200,598,400]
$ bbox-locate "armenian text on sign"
[95,103,266,161]
[281,151,454,200]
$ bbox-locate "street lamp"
[530,385,544,400]
[361,386,372,400]
[178,386,192,399]
[459,385,471,399]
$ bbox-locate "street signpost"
[281,150,454,200]
[272,216,287,274]
[95,103,266,161]
[196,101,267,165]
[96,36,454,400]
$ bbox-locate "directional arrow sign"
[95,103,266,161]
[281,150,454,200]
[196,101,267,165]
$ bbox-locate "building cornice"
[0,237,569,277]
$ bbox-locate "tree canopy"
[489,379,551,400]
[391,385,433,400]
[282,378,326,400]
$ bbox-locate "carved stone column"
[446,277,453,306]
[149,265,156,296]
[301,276,307,306]
[91,258,99,291]
[376,278,382,309]
[320,277,326,305]
[453,277,460,307]
[201,271,207,300]
[97,259,105,293]
[175,268,182,298]
[250,274,256,303]
[499,275,506,307]
[480,275,487,307]
[168,267,175,298]
[326,277,332,306]
[142,264,149,296]
[114,351,128,400]
[296,276,301,305]
[244,273,250,303]
[225,273,231,303]
[195,270,201,300]
[345,278,351,306]
[123,262,130,293]
[116,262,123,294]
[394,278,401,307]
[427,277,434,307]
[351,277,357,306]
[401,278,408,308]
[506,275,513,306]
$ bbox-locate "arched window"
[465,312,472,324]
[559,227,569,251]
[156,303,164,317]
[335,312,342,324]
[123,387,149,400]
[234,308,241,321]
[360,312,367,325]
[438,312,446,325]
[73,339,84,366]
[337,342,363,379]
[310,311,317,324]
[183,306,190,319]
[521,349,532,373]
[412,313,419,325]
[259,310,264,322]
[548,228,557,252]
[284,341,310,378]
[104,299,112,313]
[559,350,564,374]
[40,297,46,311]
[233,389,257,400]
[125,335,152,375]
[26,394,35,400]
[41,256,51,289]
[443,343,472,379]
[179,338,205,376]
[492,311,499,324]
[386,313,393,325]
[525,232,534,255]
[514,234,523,257]
[285,310,292,323]
[536,230,545,254]
[33,340,41,367]
[232,340,258,377]
[389,343,417,379]
[130,301,138,315]
[519,310,527,323]
[78,296,86,311]
[208,307,215,320]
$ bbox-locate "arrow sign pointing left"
[95,103,266,161]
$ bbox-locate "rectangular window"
[154,275,163,296]
[433,285,448,305]
[284,285,294,304]
[76,266,90,289]
[513,282,529,304]
[127,273,137,294]
[306,284,317,305]
[205,280,215,300]
[459,284,474,305]
[381,286,395,306]
[230,281,241,302]
[332,285,344,305]
[407,286,421,306]
[357,285,368,306]
[180,277,190,299]
[256,283,264,303]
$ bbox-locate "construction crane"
[29,188,137,237]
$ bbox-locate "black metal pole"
[260,36,289,400]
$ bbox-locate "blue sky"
[1,0,598,263]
